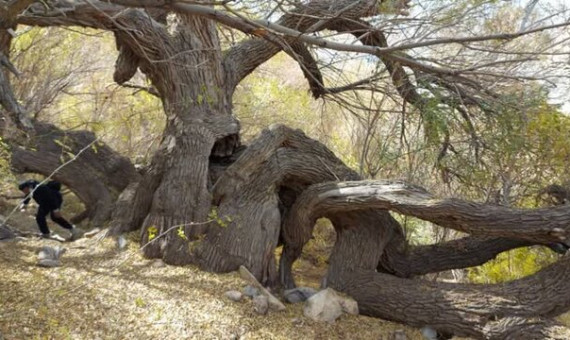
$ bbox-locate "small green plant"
[208,207,232,228]
[147,225,158,241]
[134,296,147,308]
[177,226,188,240]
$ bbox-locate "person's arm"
[20,196,31,211]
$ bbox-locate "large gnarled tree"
[2,0,570,338]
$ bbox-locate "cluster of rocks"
[225,266,359,323]
[224,288,271,315]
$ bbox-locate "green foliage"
[11,27,164,165]
[177,226,188,240]
[208,207,232,228]
[147,226,158,241]
[468,247,557,284]
[447,92,570,203]
[422,98,450,146]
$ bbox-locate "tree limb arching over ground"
[1,0,570,338]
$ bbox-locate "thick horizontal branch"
[381,235,533,277]
[337,264,570,339]
[16,2,125,28]
[288,180,570,244]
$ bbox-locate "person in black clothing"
[18,179,81,240]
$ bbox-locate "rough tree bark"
[110,11,240,264]
[282,180,570,338]
[10,122,138,226]
[10,0,412,266]
[0,14,138,227]
[15,5,239,263]
[203,125,360,285]
[6,1,570,339]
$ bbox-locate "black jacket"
[23,182,63,211]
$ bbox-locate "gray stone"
[253,295,268,315]
[243,285,259,298]
[150,259,166,268]
[339,295,359,315]
[283,287,318,303]
[238,265,285,311]
[225,290,243,302]
[37,246,66,267]
[303,288,358,323]
[392,329,407,340]
[420,327,438,340]
[116,235,128,251]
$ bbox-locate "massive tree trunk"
[199,125,360,285]
[103,11,240,264]
[7,1,570,339]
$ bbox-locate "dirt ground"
[0,207,426,340]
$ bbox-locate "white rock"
[38,259,61,268]
[224,290,243,302]
[392,329,408,340]
[117,235,128,250]
[37,246,66,267]
[38,246,66,260]
[339,295,359,315]
[420,327,438,340]
[150,259,166,268]
[303,288,358,323]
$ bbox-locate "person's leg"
[50,209,82,240]
[50,210,74,230]
[36,206,51,235]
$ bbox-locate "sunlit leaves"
[11,27,164,164]
[147,225,158,241]
[468,247,557,284]
[208,207,232,228]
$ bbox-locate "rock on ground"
[283,287,318,304]
[392,329,408,340]
[37,246,66,267]
[303,288,359,323]
[253,295,268,315]
[150,259,166,268]
[116,235,128,250]
[224,290,243,302]
[238,265,285,311]
[243,285,259,298]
